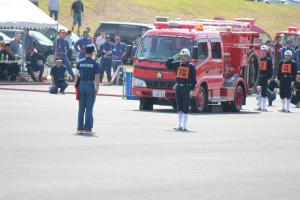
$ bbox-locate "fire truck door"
[209,40,224,97]
[196,40,209,80]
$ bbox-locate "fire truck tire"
[139,98,153,111]
[172,101,177,110]
[191,86,210,113]
[223,85,244,112]
[245,52,259,94]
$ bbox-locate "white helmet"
[179,48,190,57]
[260,45,269,52]
[284,50,293,56]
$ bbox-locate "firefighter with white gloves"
[257,45,273,111]
[166,48,196,132]
[277,50,298,112]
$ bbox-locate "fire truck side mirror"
[192,46,199,60]
[124,45,133,60]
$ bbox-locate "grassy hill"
[39,0,300,36]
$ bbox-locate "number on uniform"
[281,64,291,74]
[259,61,267,71]
[177,66,189,79]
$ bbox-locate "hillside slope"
[39,0,300,36]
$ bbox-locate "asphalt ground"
[0,84,124,97]
[0,88,299,200]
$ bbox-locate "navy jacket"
[259,56,273,80]
[277,60,297,82]
[166,58,196,90]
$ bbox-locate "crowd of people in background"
[2,0,300,109]
[0,28,45,82]
[257,38,300,110]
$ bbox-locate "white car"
[0,31,12,43]
[264,0,286,4]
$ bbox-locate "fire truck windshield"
[278,34,299,47]
[136,35,193,62]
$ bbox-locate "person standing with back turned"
[75,44,100,134]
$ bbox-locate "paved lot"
[0,89,299,200]
[0,83,124,96]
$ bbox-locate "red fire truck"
[131,20,261,112]
[193,18,272,92]
[275,27,300,49]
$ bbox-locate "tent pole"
[18,28,28,82]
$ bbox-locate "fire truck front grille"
[145,80,176,90]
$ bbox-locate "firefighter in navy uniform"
[277,50,297,112]
[166,48,196,132]
[98,35,113,83]
[75,44,100,134]
[53,30,74,80]
[257,45,273,111]
[292,71,300,108]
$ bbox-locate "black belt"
[176,83,191,87]
[283,75,292,78]
[80,81,94,83]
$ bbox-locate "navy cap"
[86,44,95,53]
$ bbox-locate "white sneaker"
[182,128,188,132]
[83,130,95,135]
[279,108,286,112]
[174,127,183,131]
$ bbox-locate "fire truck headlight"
[132,77,147,88]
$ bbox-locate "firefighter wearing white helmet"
[166,48,196,132]
[277,50,297,112]
[257,45,273,111]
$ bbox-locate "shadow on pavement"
[72,133,98,137]
[133,108,260,115]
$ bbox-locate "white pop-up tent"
[0,0,58,29]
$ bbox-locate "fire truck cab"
[275,27,300,49]
[132,20,261,112]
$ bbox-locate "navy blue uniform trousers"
[175,84,190,114]
[77,81,96,131]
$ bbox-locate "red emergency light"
[235,18,256,24]
[154,22,197,30]
[288,27,300,33]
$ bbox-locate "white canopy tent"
[0,0,58,81]
[0,0,58,30]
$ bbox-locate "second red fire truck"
[131,19,262,112]
[275,27,300,49]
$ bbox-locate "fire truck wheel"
[172,101,177,110]
[191,86,209,113]
[245,52,259,94]
[139,98,153,111]
[223,85,244,112]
